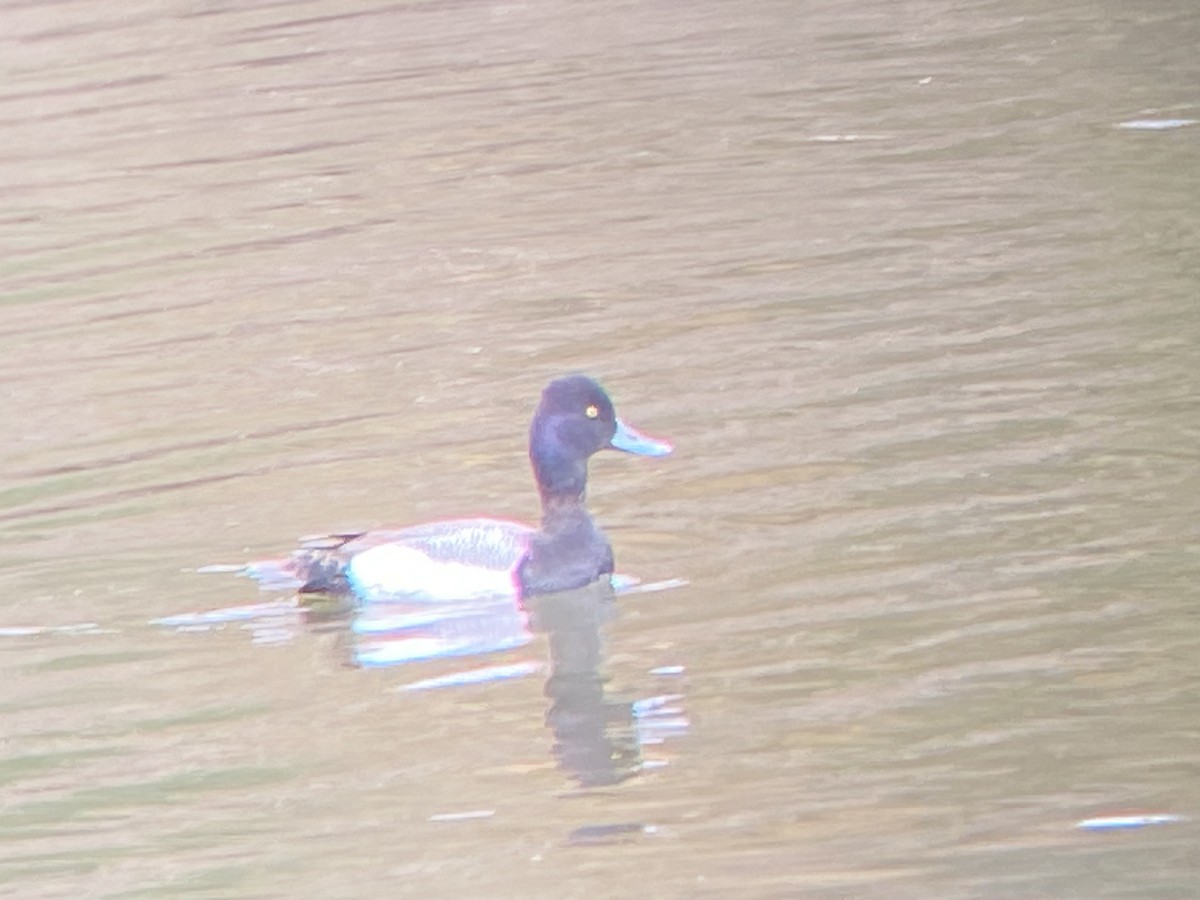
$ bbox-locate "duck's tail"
[197,542,355,595]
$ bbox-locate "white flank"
[347,544,515,602]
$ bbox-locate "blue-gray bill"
[609,418,673,457]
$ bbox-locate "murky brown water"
[3,0,1200,896]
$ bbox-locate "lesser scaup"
[234,375,671,602]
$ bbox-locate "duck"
[232,375,672,602]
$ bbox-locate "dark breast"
[516,511,614,597]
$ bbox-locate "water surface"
[3,0,1200,896]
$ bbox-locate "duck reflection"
[349,577,686,787]
[157,578,686,786]
[523,580,640,787]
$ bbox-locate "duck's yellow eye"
[585,404,599,419]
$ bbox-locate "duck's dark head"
[529,375,672,502]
